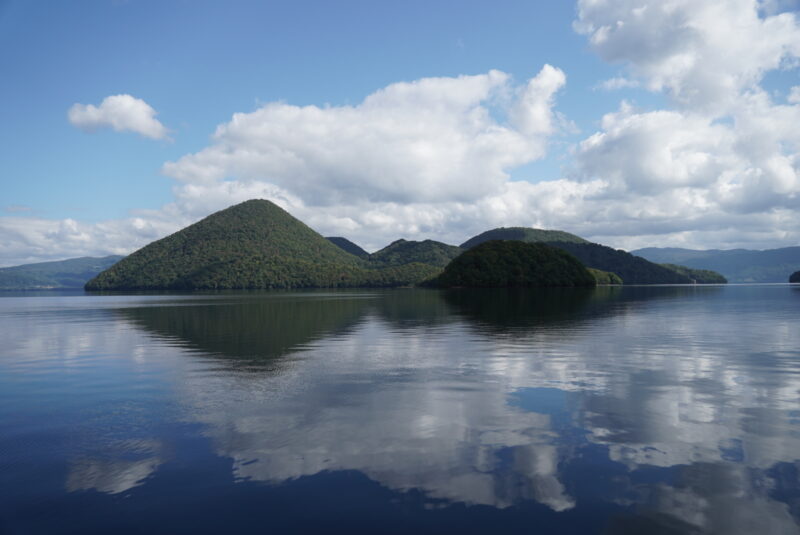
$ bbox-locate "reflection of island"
[116,293,375,363]
[107,287,800,531]
[442,285,723,334]
[442,287,599,331]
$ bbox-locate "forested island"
[73,199,728,291]
[791,271,800,283]
[429,240,596,288]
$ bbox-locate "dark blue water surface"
[1,286,799,534]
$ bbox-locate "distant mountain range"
[632,247,800,283]
[0,255,123,290]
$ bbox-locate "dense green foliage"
[790,271,800,283]
[369,239,464,267]
[460,227,691,284]
[431,240,596,288]
[86,200,441,290]
[0,255,123,290]
[588,268,623,285]
[546,242,692,284]
[326,237,369,258]
[633,246,800,283]
[460,227,587,248]
[660,264,727,283]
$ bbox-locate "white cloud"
[162,66,565,205]
[596,77,640,91]
[564,0,800,249]
[574,0,800,113]
[68,94,169,140]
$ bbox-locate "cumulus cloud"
[0,211,185,267]
[574,0,800,114]
[162,66,565,205]
[68,94,169,139]
[566,0,800,249]
[595,77,640,91]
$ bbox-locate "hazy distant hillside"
[326,237,369,258]
[460,227,587,248]
[369,239,464,268]
[86,200,440,290]
[633,246,800,283]
[0,256,123,290]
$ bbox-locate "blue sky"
[1,0,799,264]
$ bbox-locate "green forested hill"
[460,227,691,284]
[587,268,623,285]
[369,239,464,267]
[460,227,587,248]
[547,242,691,284]
[0,255,124,290]
[431,240,595,288]
[660,264,727,283]
[326,237,369,258]
[86,200,440,290]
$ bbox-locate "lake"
[1,285,799,534]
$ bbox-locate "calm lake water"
[1,286,799,534]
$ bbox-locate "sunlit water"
[1,286,799,534]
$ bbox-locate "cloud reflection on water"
[2,287,798,532]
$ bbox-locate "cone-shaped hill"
[85,200,440,290]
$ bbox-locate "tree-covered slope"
[632,246,800,283]
[0,255,124,290]
[790,271,800,283]
[587,268,623,285]
[326,237,369,258]
[546,242,692,284]
[460,227,690,284]
[431,240,595,288]
[369,239,464,267]
[660,264,727,284]
[86,200,440,290]
[460,227,588,249]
